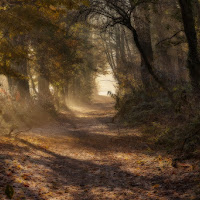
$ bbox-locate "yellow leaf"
[153,184,160,188]
[49,5,57,11]
[16,165,22,170]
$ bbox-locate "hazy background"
[96,69,116,96]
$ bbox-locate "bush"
[113,88,200,155]
[0,93,56,136]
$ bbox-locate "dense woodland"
[0,0,200,199]
[0,0,107,134]
[0,0,199,153]
[82,0,200,155]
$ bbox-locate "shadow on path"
[14,137,197,200]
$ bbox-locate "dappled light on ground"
[0,97,200,199]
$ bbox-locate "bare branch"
[156,30,184,46]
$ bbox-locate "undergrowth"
[0,92,58,137]
[113,89,200,157]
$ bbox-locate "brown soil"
[0,96,200,200]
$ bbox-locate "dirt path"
[0,96,200,200]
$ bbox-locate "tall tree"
[83,0,175,102]
[178,0,200,93]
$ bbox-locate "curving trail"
[0,96,199,200]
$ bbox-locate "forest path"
[0,96,199,200]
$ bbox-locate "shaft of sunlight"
[96,69,116,96]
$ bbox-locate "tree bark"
[128,24,175,103]
[37,50,51,101]
[134,6,153,90]
[179,0,200,93]
[9,35,30,100]
[16,60,30,100]
[38,75,51,99]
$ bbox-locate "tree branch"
[156,30,184,46]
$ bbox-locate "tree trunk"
[38,75,51,99]
[193,0,200,27]
[37,50,51,101]
[134,6,153,90]
[9,35,30,100]
[179,0,200,93]
[8,62,30,101]
[17,61,30,100]
[128,24,174,103]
